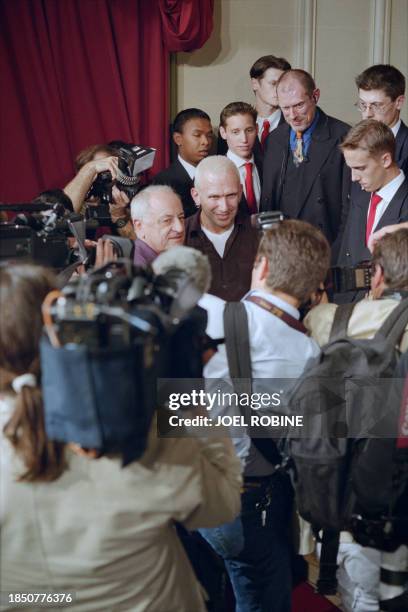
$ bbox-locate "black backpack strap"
[375,297,408,347]
[316,529,340,595]
[223,302,252,394]
[223,302,282,466]
[329,303,356,341]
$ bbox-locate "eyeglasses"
[354,100,394,114]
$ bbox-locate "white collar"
[257,108,281,125]
[391,119,401,138]
[244,289,300,320]
[377,169,405,202]
[227,149,254,168]
[178,155,196,180]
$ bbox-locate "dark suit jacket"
[260,108,351,245]
[396,120,408,174]
[337,178,408,267]
[151,159,196,217]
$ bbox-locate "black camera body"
[86,143,156,221]
[0,203,81,270]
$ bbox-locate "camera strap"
[244,295,308,334]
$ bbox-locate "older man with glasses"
[355,64,408,174]
[260,69,351,248]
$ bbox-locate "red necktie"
[365,192,382,245]
[260,119,270,150]
[244,162,257,214]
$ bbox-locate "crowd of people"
[1,57,408,612]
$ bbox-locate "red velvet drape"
[159,0,214,52]
[0,0,213,203]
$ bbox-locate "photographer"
[0,263,242,612]
[63,144,135,239]
[305,228,408,611]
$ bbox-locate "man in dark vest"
[260,69,351,246]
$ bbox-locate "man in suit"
[152,108,214,217]
[217,55,291,158]
[250,54,291,150]
[219,101,262,214]
[355,64,408,173]
[260,69,351,245]
[336,119,408,300]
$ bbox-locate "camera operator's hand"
[64,156,119,214]
[110,185,136,239]
[110,186,129,222]
[94,238,117,269]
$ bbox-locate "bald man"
[261,69,351,248]
[185,156,259,301]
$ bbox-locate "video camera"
[40,260,206,465]
[0,201,84,270]
[86,142,156,224]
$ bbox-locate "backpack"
[287,297,408,535]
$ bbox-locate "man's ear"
[251,77,260,93]
[191,187,200,208]
[258,256,269,281]
[312,88,320,104]
[371,263,385,295]
[173,131,182,147]
[219,125,227,141]
[396,95,405,111]
[133,218,143,238]
[382,151,393,169]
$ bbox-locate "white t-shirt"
[201,225,234,257]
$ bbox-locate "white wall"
[175,0,408,127]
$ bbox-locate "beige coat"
[0,400,242,612]
[304,297,408,351]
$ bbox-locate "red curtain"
[159,0,214,52]
[0,0,213,203]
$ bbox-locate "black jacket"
[151,159,196,217]
[260,108,351,245]
[396,120,408,174]
[337,178,408,267]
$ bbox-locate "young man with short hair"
[202,219,331,612]
[355,64,408,172]
[250,54,291,149]
[337,119,408,270]
[152,108,214,217]
[219,102,262,214]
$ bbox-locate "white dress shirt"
[369,170,405,232]
[391,119,401,138]
[178,154,196,180]
[227,149,261,209]
[256,108,282,142]
[204,289,320,474]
